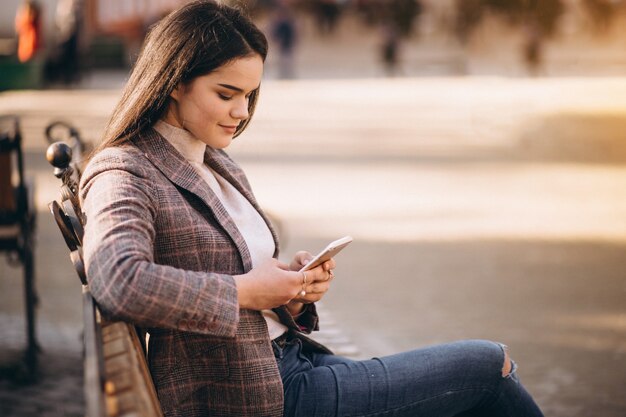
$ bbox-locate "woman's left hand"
[286,251,336,316]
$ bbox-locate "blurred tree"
[582,0,619,32]
[390,0,423,38]
[454,0,485,44]
[354,0,381,26]
[454,0,564,39]
[453,0,565,75]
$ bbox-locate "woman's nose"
[231,97,249,120]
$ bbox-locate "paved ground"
[245,78,626,417]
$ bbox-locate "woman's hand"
[233,259,304,311]
[232,253,336,313]
[286,251,336,316]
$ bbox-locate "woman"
[80,2,544,416]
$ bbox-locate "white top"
[154,121,288,339]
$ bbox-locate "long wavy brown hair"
[92,0,268,157]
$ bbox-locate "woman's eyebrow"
[217,83,260,93]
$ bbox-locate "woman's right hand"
[233,259,304,311]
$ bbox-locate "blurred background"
[3,0,626,85]
[1,1,625,416]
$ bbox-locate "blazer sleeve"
[80,151,240,338]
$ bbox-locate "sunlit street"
[2,76,625,415]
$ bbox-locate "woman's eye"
[218,93,233,101]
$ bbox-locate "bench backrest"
[47,134,163,417]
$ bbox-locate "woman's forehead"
[206,56,263,92]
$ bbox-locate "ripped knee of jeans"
[497,343,517,378]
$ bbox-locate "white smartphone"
[298,236,353,272]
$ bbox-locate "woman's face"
[164,55,264,149]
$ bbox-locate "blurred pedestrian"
[314,0,341,36]
[55,0,82,84]
[14,0,42,63]
[380,22,400,76]
[270,0,298,78]
[523,22,543,76]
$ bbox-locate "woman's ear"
[170,85,181,101]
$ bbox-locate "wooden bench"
[46,128,162,417]
[0,115,38,379]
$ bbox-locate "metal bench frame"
[0,115,38,378]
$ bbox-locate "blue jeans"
[274,338,544,417]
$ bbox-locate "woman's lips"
[219,124,237,134]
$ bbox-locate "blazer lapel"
[205,148,280,258]
[134,129,254,271]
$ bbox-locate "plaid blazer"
[80,128,330,417]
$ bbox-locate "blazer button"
[178,319,188,329]
[197,321,208,331]
[188,320,197,329]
